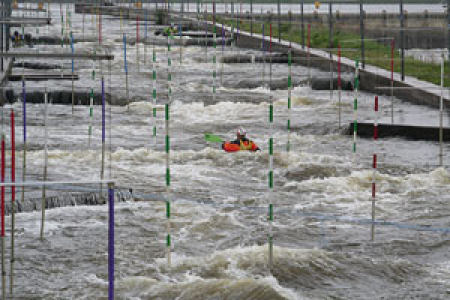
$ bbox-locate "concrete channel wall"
[193,17,449,109]
[73,4,450,109]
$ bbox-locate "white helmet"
[237,126,246,136]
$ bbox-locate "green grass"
[213,17,449,87]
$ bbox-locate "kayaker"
[222,127,260,152]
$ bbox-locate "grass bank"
[212,16,449,87]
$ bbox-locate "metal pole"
[329,2,333,102]
[9,107,15,294]
[447,0,450,89]
[277,0,280,42]
[338,43,341,129]
[287,11,291,152]
[1,0,3,72]
[166,24,172,269]
[101,77,105,195]
[71,32,75,114]
[440,54,444,166]
[360,0,365,69]
[0,109,4,300]
[391,39,394,124]
[400,0,405,81]
[301,0,304,49]
[371,96,378,241]
[250,0,252,36]
[268,21,273,269]
[123,34,130,111]
[108,183,114,300]
[40,88,48,240]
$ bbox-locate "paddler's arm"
[251,141,260,151]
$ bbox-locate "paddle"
[204,132,224,143]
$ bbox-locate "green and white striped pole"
[353,60,359,161]
[166,23,173,269]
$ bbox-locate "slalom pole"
[65,9,69,49]
[268,21,274,270]
[390,39,394,124]
[101,76,106,197]
[152,39,157,147]
[204,7,207,62]
[166,22,173,269]
[213,8,217,103]
[371,96,378,241]
[108,183,114,300]
[98,8,102,45]
[236,4,240,62]
[20,78,27,276]
[10,109,15,294]
[1,108,4,300]
[353,60,359,162]
[71,32,75,114]
[338,43,341,128]
[82,5,85,39]
[89,50,95,148]
[60,4,64,77]
[307,23,311,83]
[221,22,224,84]
[287,11,292,152]
[262,9,265,82]
[137,15,140,72]
[108,57,113,179]
[68,10,71,50]
[40,88,48,241]
[120,7,123,36]
[196,1,200,47]
[144,9,147,66]
[440,53,444,166]
[123,34,130,111]
[179,22,183,66]
[99,8,103,72]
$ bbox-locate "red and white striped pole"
[371,96,378,241]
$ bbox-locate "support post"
[301,0,304,49]
[400,0,405,81]
[360,0,365,69]
[440,54,444,166]
[40,88,48,240]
